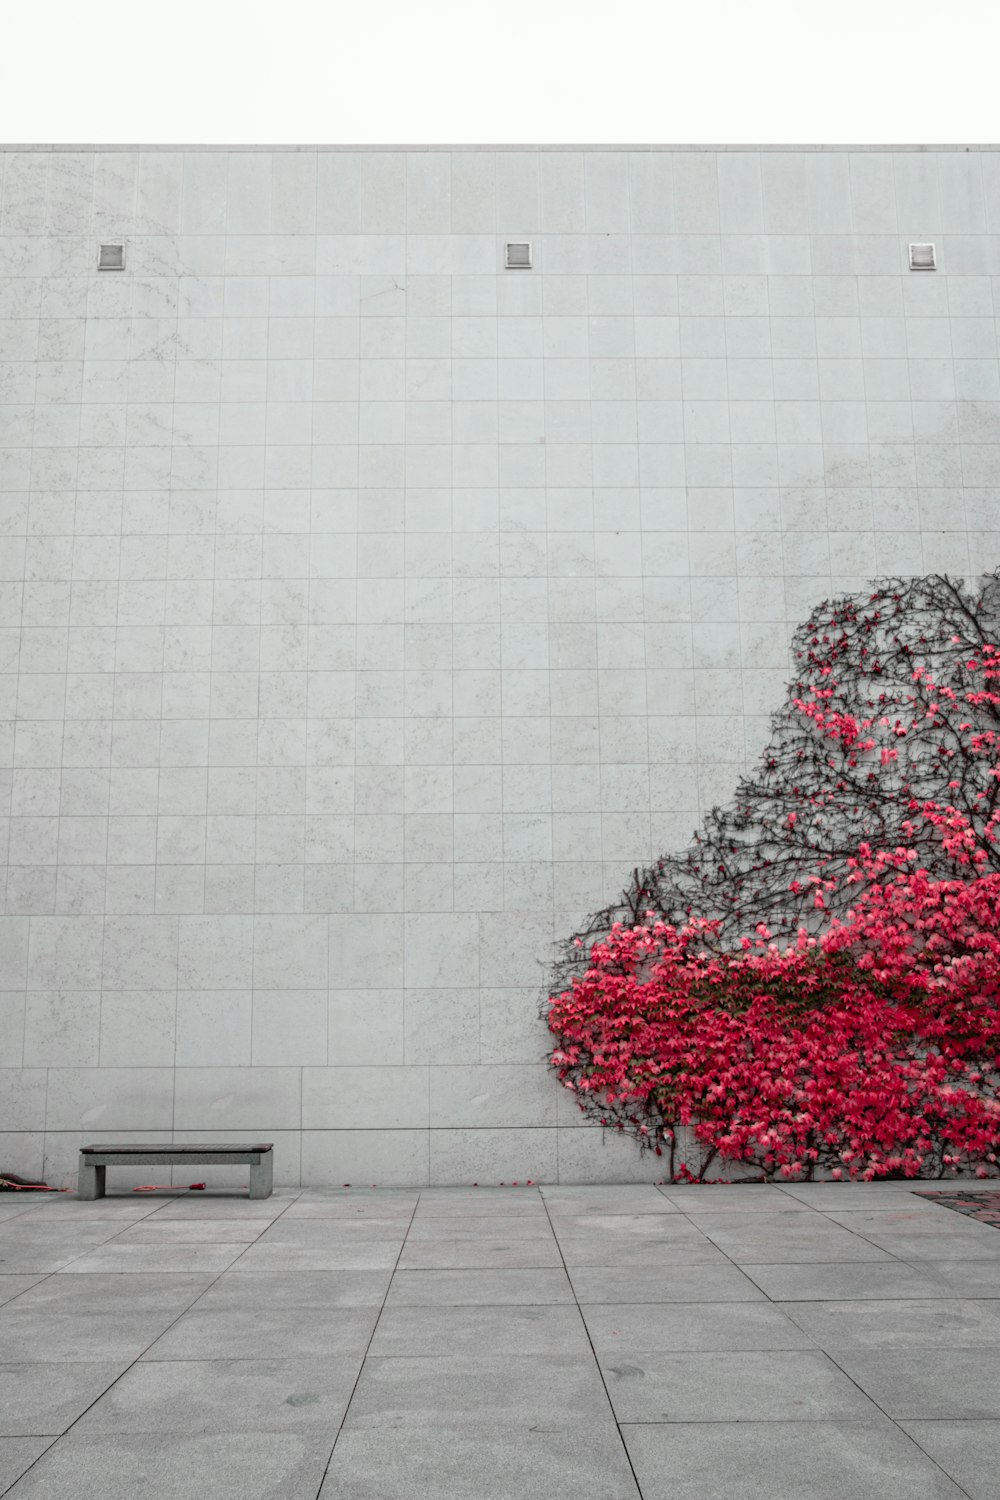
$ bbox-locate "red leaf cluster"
[548,575,1000,1182]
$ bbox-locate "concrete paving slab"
[0,1195,68,1210]
[0,1438,54,1494]
[0,1205,42,1223]
[581,1300,815,1354]
[142,1303,379,1362]
[623,1419,967,1499]
[319,1428,640,1500]
[7,1272,212,1316]
[297,1187,417,1197]
[778,1185,957,1207]
[815,1205,972,1230]
[112,1220,266,1244]
[5,1182,1000,1500]
[553,1230,728,1267]
[698,1222,895,1264]
[412,1196,549,1220]
[781,1298,1000,1349]
[540,1187,679,1215]
[554,1212,708,1238]
[254,1218,411,1244]
[0,1274,211,1361]
[368,1304,591,1357]
[293,1190,417,1211]
[912,1260,1000,1297]
[899,1420,1000,1500]
[145,1195,299,1220]
[344,1354,612,1430]
[282,1199,415,1219]
[0,1274,47,1308]
[602,1349,880,1422]
[404,1215,555,1241]
[396,1237,563,1270]
[660,1187,813,1213]
[413,1189,539,1211]
[843,1229,1000,1260]
[832,1349,1000,1419]
[382,1268,575,1305]
[0,1225,129,1273]
[58,1244,246,1275]
[743,1261,967,1301]
[233,1241,401,1271]
[74,1357,361,1434]
[0,1363,124,1436]
[174,1267,391,1308]
[567,1263,766,1303]
[12,1202,162,1223]
[4,1431,332,1499]
[689,1209,868,1235]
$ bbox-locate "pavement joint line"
[538,1190,646,1500]
[556,1183,979,1498]
[310,1190,421,1500]
[0,1186,310,1496]
[5,1184,1000,1497]
[816,1334,978,1500]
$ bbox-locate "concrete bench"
[78,1143,273,1200]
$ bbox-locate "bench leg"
[248,1154,273,1200]
[78,1161,105,1200]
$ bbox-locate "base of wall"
[4,1127,988,1191]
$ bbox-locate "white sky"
[1,0,998,146]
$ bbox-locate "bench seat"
[78,1143,273,1200]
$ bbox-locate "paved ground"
[2,1181,1000,1497]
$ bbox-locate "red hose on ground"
[132,1183,207,1192]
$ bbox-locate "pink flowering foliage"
[547,572,1000,1180]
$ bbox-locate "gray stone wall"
[1,147,998,1183]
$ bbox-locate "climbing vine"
[547,572,1000,1180]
